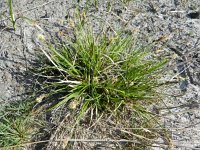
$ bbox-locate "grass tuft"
[0,100,42,149]
[36,26,167,117]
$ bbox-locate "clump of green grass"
[0,100,42,149]
[36,26,167,118]
[32,25,169,149]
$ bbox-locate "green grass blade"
[48,92,81,111]
[7,0,16,30]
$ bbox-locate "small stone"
[186,11,200,19]
[180,80,189,92]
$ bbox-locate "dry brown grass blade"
[3,138,200,150]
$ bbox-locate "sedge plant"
[35,26,167,118]
[0,100,42,149]
[32,25,169,148]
